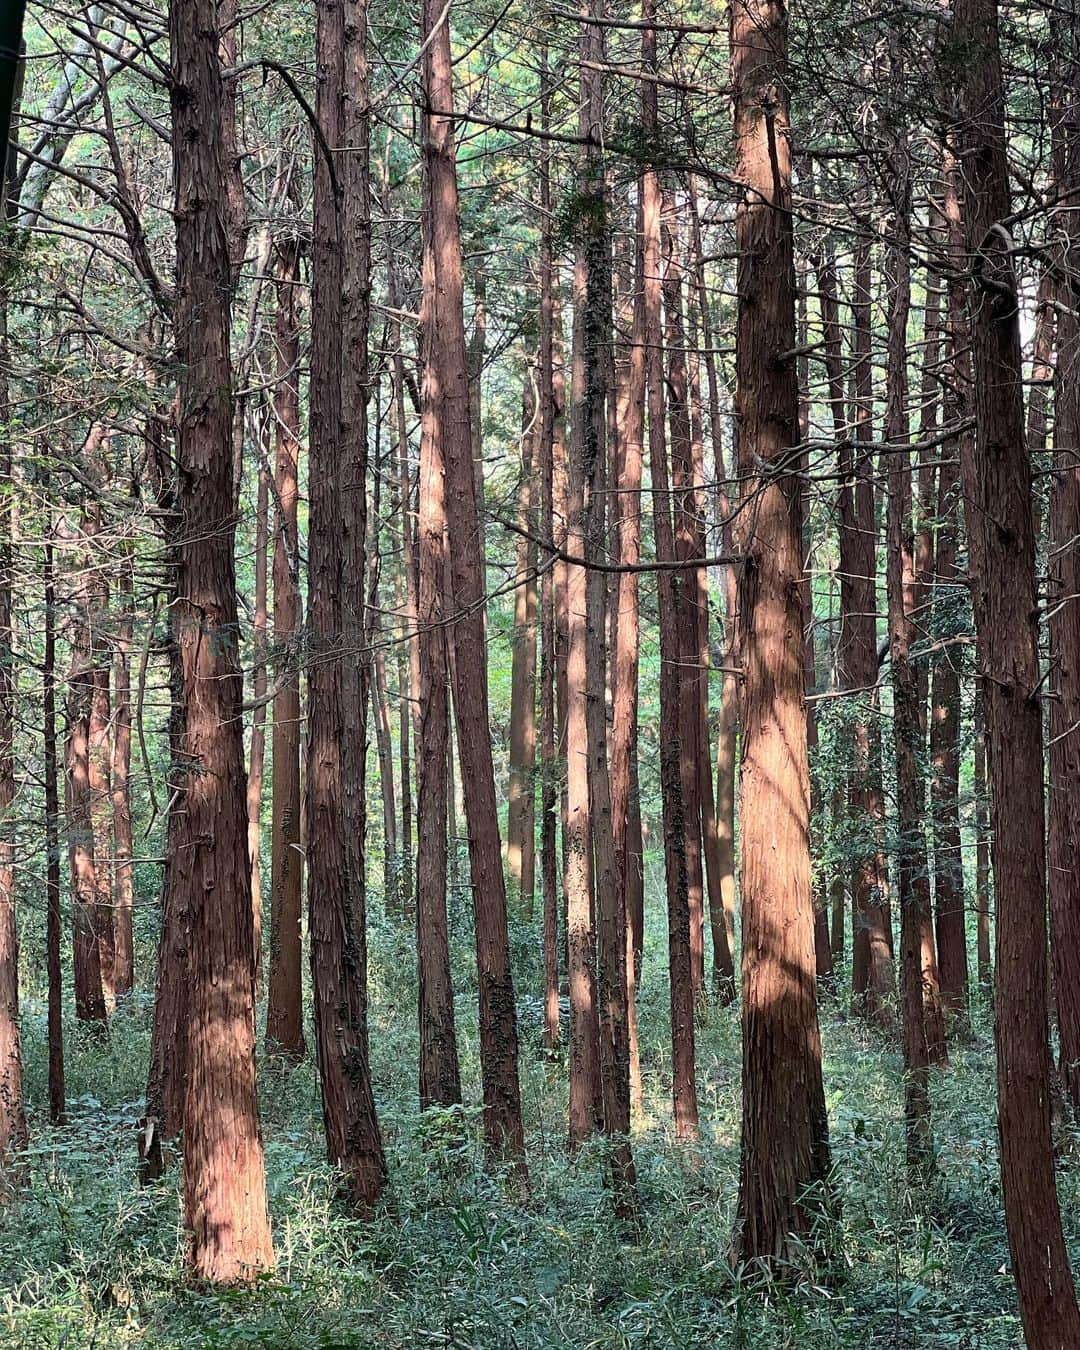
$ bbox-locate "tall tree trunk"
[882,128,934,1172]
[371,617,398,901]
[391,278,419,918]
[610,179,646,1112]
[66,508,107,1029]
[929,447,967,1018]
[973,683,991,986]
[44,521,64,1124]
[538,52,561,1055]
[689,184,738,986]
[111,538,134,997]
[266,234,305,1061]
[810,236,850,966]
[416,135,461,1110]
[420,0,526,1162]
[0,279,25,1171]
[339,0,374,1057]
[306,0,386,1209]
[1048,24,1080,1119]
[169,0,273,1281]
[686,210,735,1002]
[565,211,603,1151]
[246,461,269,983]
[143,403,187,1157]
[954,0,1080,1337]
[662,193,707,1002]
[507,375,538,917]
[843,227,893,1024]
[642,0,698,1141]
[730,0,829,1263]
[576,5,634,1199]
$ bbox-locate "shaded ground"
[0,893,1034,1348]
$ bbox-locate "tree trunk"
[843,227,893,1024]
[66,508,107,1028]
[688,183,738,988]
[565,232,603,1150]
[169,0,273,1281]
[730,0,829,1263]
[929,446,968,1018]
[882,130,934,1172]
[973,683,991,987]
[416,134,461,1110]
[538,51,560,1056]
[339,0,374,1060]
[954,0,1080,1336]
[44,522,64,1124]
[306,0,386,1210]
[642,2,698,1141]
[576,5,634,1200]
[610,177,647,1112]
[266,234,305,1062]
[662,193,707,1003]
[85,484,115,1009]
[111,539,134,998]
[1048,28,1080,1119]
[0,289,25,1172]
[143,406,187,1158]
[246,461,269,983]
[507,375,538,917]
[420,0,526,1163]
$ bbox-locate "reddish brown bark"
[576,8,634,1199]
[842,229,893,1024]
[44,521,65,1124]
[339,0,374,1056]
[0,294,25,1171]
[929,446,967,1017]
[421,0,525,1162]
[169,0,273,1281]
[111,540,134,998]
[246,462,269,983]
[882,144,934,1169]
[687,185,737,999]
[611,182,646,1110]
[144,404,187,1154]
[306,0,386,1209]
[565,241,603,1149]
[973,684,991,987]
[662,194,707,1003]
[65,503,107,1028]
[955,0,1080,1336]
[641,2,698,1141]
[507,374,538,917]
[730,0,829,1263]
[266,234,305,1061]
[416,135,461,1109]
[538,52,561,1056]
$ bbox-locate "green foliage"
[0,859,1044,1347]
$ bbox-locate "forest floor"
[0,873,1043,1348]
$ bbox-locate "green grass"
[0,870,1040,1348]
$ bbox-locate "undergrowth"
[0,863,1046,1348]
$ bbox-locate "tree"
[1047,9,1080,1120]
[306,0,386,1210]
[419,0,526,1164]
[641,0,698,1142]
[953,0,1080,1336]
[730,0,829,1263]
[266,229,305,1061]
[168,0,273,1282]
